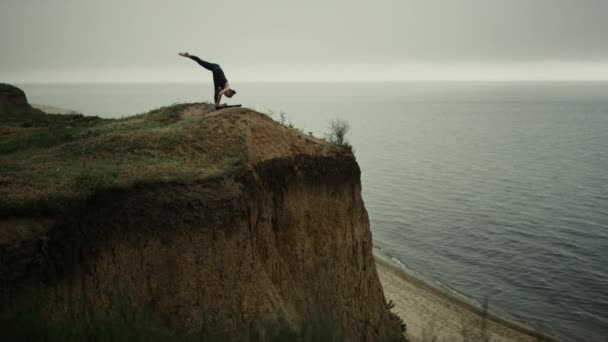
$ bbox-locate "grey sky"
[1,0,607,82]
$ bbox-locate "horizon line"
[10,79,608,85]
[3,61,608,84]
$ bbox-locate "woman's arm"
[215,85,231,107]
[215,90,223,107]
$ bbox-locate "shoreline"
[31,103,79,115]
[375,255,561,342]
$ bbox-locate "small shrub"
[327,118,349,145]
[386,300,407,334]
[326,118,353,153]
[273,111,306,135]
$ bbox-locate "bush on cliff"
[327,118,353,153]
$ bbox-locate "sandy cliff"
[0,93,403,340]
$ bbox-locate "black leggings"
[190,55,219,71]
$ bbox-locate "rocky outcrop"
[0,102,403,340]
[0,83,45,119]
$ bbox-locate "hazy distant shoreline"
[16,81,608,119]
[31,103,78,115]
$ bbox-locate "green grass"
[0,103,245,217]
[0,155,220,217]
[0,116,107,155]
[0,289,347,342]
[0,103,204,156]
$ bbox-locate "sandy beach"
[376,257,559,342]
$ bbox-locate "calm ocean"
[18,82,608,341]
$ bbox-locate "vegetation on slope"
[1,288,346,342]
[0,103,245,218]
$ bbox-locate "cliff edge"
[0,89,403,340]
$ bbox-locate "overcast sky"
[1,0,607,82]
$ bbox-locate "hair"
[226,89,236,98]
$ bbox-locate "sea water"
[18,82,608,341]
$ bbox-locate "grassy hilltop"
[0,102,251,220]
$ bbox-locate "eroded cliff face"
[1,104,403,340]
